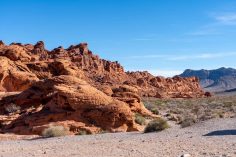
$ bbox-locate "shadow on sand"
[204,130,236,136]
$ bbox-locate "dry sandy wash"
[0,118,235,157]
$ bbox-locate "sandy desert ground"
[0,118,235,157]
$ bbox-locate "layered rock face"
[0,41,207,135]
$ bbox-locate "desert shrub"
[98,130,109,134]
[135,113,146,125]
[143,102,156,110]
[150,108,159,115]
[144,118,169,133]
[42,126,69,138]
[76,130,92,135]
[180,116,196,128]
[169,108,183,114]
[155,99,166,106]
[4,103,21,114]
[216,111,225,118]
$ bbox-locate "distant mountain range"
[179,67,236,93]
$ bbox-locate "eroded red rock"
[0,41,206,98]
[0,75,154,135]
[0,40,208,135]
[0,57,39,92]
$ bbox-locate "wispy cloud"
[187,27,221,36]
[214,13,236,25]
[169,52,236,61]
[188,12,236,36]
[127,52,236,61]
[129,54,168,59]
[133,38,155,41]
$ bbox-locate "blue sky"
[1,0,236,76]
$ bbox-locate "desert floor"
[0,118,235,157]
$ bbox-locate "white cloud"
[214,13,236,25]
[126,69,183,77]
[127,52,236,61]
[148,69,183,77]
[133,38,154,41]
[168,52,236,61]
[128,54,168,59]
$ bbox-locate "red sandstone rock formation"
[0,75,154,135]
[0,40,208,135]
[0,41,207,98]
[0,57,39,92]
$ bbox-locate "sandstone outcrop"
[0,41,207,98]
[0,75,153,135]
[126,72,205,98]
[0,57,39,92]
[0,44,31,62]
[0,40,209,135]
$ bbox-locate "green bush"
[144,118,169,133]
[42,126,69,138]
[135,113,146,125]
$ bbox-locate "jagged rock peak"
[0,40,5,46]
[34,41,45,48]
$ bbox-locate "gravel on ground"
[0,118,235,157]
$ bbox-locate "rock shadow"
[204,130,236,136]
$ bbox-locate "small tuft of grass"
[155,99,166,106]
[135,113,146,125]
[144,118,169,133]
[76,130,92,135]
[99,130,109,134]
[42,126,69,138]
[150,108,159,115]
[180,116,197,128]
[4,103,21,114]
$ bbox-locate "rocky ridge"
[0,41,207,98]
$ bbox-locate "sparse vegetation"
[180,116,197,128]
[76,130,92,135]
[135,113,146,125]
[4,103,21,114]
[155,99,167,106]
[150,108,159,115]
[144,118,169,133]
[143,96,236,127]
[42,126,69,138]
[98,130,109,134]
